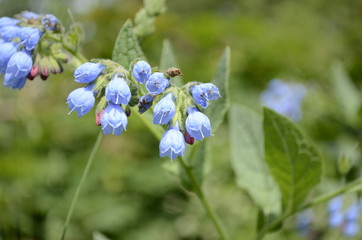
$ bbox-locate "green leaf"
[205,47,230,133]
[331,61,361,122]
[229,104,281,218]
[160,39,183,86]
[263,108,323,213]
[64,23,83,51]
[112,20,145,68]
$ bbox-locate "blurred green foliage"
[0,0,362,239]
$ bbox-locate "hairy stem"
[60,131,103,240]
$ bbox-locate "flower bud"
[132,60,151,83]
[184,131,195,145]
[159,123,186,160]
[0,42,17,74]
[67,85,95,117]
[146,72,170,95]
[96,110,104,126]
[191,83,221,108]
[4,51,32,89]
[101,103,128,136]
[74,62,105,83]
[105,74,131,105]
[153,93,176,125]
[138,94,154,113]
[39,57,49,80]
[27,64,39,80]
[42,14,58,30]
[185,107,211,141]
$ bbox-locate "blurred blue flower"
[260,79,306,121]
[21,11,39,20]
[153,93,176,125]
[146,72,170,95]
[328,196,344,227]
[185,107,211,141]
[42,14,58,30]
[0,42,17,74]
[159,123,186,160]
[343,202,361,237]
[4,51,32,89]
[74,62,105,83]
[191,83,221,108]
[100,103,128,135]
[67,85,95,117]
[296,210,313,237]
[0,17,19,28]
[105,74,131,105]
[1,25,21,41]
[17,27,42,51]
[138,94,154,113]
[132,60,151,83]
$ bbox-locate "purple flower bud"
[17,27,42,51]
[0,42,17,74]
[100,103,128,136]
[67,85,95,117]
[42,14,58,30]
[184,131,195,145]
[27,64,39,80]
[153,93,176,125]
[74,62,105,83]
[138,94,154,113]
[1,26,21,41]
[185,107,211,141]
[4,51,32,89]
[105,74,131,105]
[159,123,186,160]
[145,72,170,95]
[0,17,19,28]
[132,60,151,83]
[21,11,39,20]
[191,83,221,108]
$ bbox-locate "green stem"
[178,157,230,240]
[60,131,103,240]
[256,177,362,240]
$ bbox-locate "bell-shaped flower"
[17,27,42,51]
[191,83,221,108]
[159,123,186,160]
[0,42,17,73]
[100,103,128,136]
[74,62,105,83]
[153,93,175,125]
[145,72,170,95]
[42,14,58,30]
[138,94,154,113]
[67,85,95,117]
[1,26,21,41]
[4,51,32,89]
[0,17,19,28]
[185,107,211,141]
[132,60,151,83]
[105,74,131,105]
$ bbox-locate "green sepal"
[96,96,107,113]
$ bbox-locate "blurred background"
[0,0,361,239]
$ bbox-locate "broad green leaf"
[160,39,183,86]
[205,47,230,133]
[112,20,145,68]
[229,105,281,218]
[331,61,361,122]
[263,108,323,213]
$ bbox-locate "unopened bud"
[184,131,194,145]
[95,110,104,126]
[138,94,154,113]
[125,106,131,117]
[27,64,39,80]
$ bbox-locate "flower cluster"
[132,60,221,160]
[0,11,66,89]
[328,196,362,237]
[260,79,306,122]
[67,60,138,136]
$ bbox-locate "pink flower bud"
[96,110,104,126]
[27,64,39,80]
[184,131,194,145]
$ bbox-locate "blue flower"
[74,62,105,83]
[260,79,306,122]
[105,74,131,105]
[17,27,42,51]
[343,221,359,237]
[0,42,17,74]
[343,203,361,236]
[67,85,95,117]
[0,17,19,28]
[185,107,211,141]
[159,123,186,160]
[100,103,128,136]
[4,51,32,89]
[191,83,221,108]
[153,93,176,125]
[21,11,39,20]
[145,72,170,95]
[132,60,151,83]
[1,26,21,41]
[138,94,154,113]
[296,210,313,237]
[328,196,344,228]
[42,14,58,30]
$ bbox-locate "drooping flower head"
[132,60,151,84]
[74,62,105,83]
[67,84,95,117]
[191,83,221,108]
[159,123,186,160]
[4,51,32,89]
[153,93,176,125]
[105,73,131,105]
[100,103,128,136]
[185,106,211,141]
[146,72,170,95]
[0,42,17,74]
